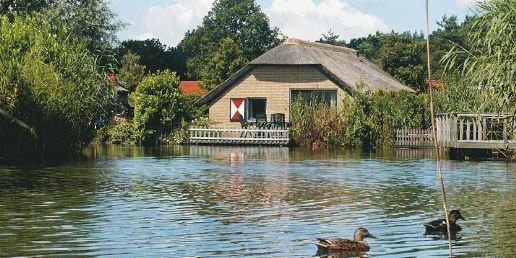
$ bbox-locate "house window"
[291,90,337,106]
[246,98,266,122]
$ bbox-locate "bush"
[133,70,202,145]
[108,122,135,144]
[290,89,429,149]
[290,98,346,149]
[0,15,113,162]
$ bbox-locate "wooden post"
[503,121,508,144]
[482,117,487,141]
[477,117,482,141]
[459,119,464,141]
[473,121,477,141]
[466,121,471,140]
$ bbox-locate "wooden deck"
[395,113,515,153]
[189,127,290,146]
[436,113,516,150]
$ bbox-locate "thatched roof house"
[198,38,414,127]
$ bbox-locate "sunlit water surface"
[0,145,514,257]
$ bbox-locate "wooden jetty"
[189,127,290,146]
[436,113,515,150]
[396,113,515,159]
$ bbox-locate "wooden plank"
[473,122,477,141]
[459,119,464,141]
[466,121,471,140]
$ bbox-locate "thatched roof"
[197,38,414,106]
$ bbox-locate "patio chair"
[238,114,248,129]
[238,115,250,138]
[256,113,267,128]
[255,113,268,138]
[271,113,285,129]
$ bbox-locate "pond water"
[0,145,514,257]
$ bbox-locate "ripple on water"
[0,146,514,257]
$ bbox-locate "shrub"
[290,97,346,149]
[0,15,113,162]
[290,89,429,149]
[108,121,135,144]
[133,70,201,145]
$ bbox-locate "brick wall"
[208,65,347,127]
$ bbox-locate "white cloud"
[267,0,389,41]
[455,0,477,8]
[127,0,388,46]
[135,32,155,41]
[136,0,214,47]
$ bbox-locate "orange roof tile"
[179,81,207,95]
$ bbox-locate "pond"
[0,145,514,257]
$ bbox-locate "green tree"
[429,15,469,79]
[117,39,187,78]
[0,0,49,15]
[346,32,385,60]
[319,29,347,46]
[118,52,146,92]
[179,0,281,79]
[133,70,192,145]
[0,14,113,162]
[1,0,123,50]
[376,32,426,91]
[201,37,248,89]
[443,0,516,111]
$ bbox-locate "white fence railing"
[189,127,290,146]
[395,128,433,148]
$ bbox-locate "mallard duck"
[316,227,378,252]
[424,210,465,233]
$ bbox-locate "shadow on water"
[0,144,514,257]
[316,248,369,258]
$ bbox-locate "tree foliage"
[376,32,426,90]
[0,14,114,162]
[429,15,469,79]
[290,88,429,149]
[200,37,248,89]
[179,0,281,80]
[318,29,346,47]
[133,70,193,145]
[1,0,123,50]
[322,17,474,91]
[117,39,187,77]
[118,52,146,92]
[442,0,516,112]
[325,31,427,90]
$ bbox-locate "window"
[246,98,266,122]
[291,90,337,106]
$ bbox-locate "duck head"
[354,227,379,241]
[449,210,465,222]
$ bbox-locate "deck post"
[473,121,477,141]
[482,117,487,140]
[459,119,464,141]
[466,121,471,140]
[503,121,508,144]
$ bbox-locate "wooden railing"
[395,128,433,148]
[189,127,290,146]
[436,113,515,149]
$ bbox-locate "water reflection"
[0,145,514,257]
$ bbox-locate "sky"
[111,0,478,48]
